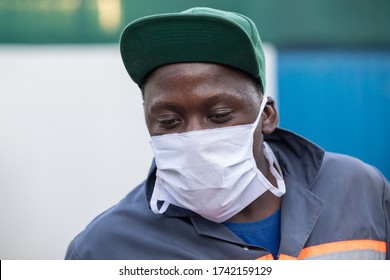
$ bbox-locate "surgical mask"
[149,96,286,223]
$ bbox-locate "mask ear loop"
[150,175,170,214]
[251,94,268,132]
[252,95,286,197]
[263,142,286,197]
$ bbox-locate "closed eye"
[208,110,233,123]
[157,116,181,129]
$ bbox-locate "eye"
[208,110,233,123]
[157,116,181,129]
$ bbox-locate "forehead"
[142,63,259,103]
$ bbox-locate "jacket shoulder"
[311,151,388,210]
[321,152,385,184]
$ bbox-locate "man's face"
[142,63,262,136]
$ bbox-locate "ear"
[261,96,279,135]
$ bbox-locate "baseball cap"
[120,7,266,92]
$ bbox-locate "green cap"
[120,7,266,92]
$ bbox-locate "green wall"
[1,0,389,47]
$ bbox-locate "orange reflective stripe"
[298,240,386,259]
[256,253,274,260]
[278,254,297,260]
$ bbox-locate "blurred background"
[0,0,389,259]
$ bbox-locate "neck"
[227,191,282,223]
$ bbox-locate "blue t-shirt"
[223,209,281,259]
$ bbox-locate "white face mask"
[149,96,286,223]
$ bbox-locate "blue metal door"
[278,50,390,178]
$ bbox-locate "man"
[65,7,390,260]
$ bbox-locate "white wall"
[0,44,277,259]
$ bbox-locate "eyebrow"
[148,91,245,114]
[200,91,242,108]
[149,100,184,114]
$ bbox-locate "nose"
[185,117,207,132]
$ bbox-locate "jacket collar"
[264,127,325,188]
[265,128,326,257]
[278,174,324,258]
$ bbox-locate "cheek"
[252,125,263,157]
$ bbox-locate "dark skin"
[142,63,280,223]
